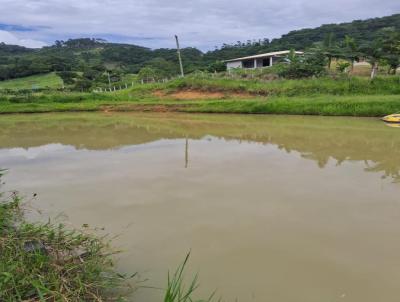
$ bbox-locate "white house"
[225,50,304,70]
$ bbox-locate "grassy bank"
[179,95,400,116]
[0,170,214,302]
[0,75,399,116]
[1,94,399,117]
[0,199,213,301]
[167,76,400,96]
[0,173,130,301]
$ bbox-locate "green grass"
[0,75,399,116]
[0,168,215,301]
[0,73,63,90]
[0,93,398,117]
[167,75,400,96]
[164,253,216,302]
[0,171,131,301]
[178,95,400,116]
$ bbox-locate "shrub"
[277,50,327,79]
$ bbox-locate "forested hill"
[203,13,400,61]
[0,13,399,81]
[0,38,205,80]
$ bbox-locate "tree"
[137,67,157,82]
[322,33,340,69]
[336,61,351,73]
[381,28,400,74]
[277,49,327,79]
[56,71,77,85]
[144,58,177,78]
[207,61,226,73]
[82,69,101,81]
[341,35,360,72]
[360,40,383,79]
[74,78,92,91]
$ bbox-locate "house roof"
[225,50,304,62]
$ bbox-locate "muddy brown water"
[1,112,400,302]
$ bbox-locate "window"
[242,60,255,69]
[262,58,271,67]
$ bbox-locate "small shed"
[225,50,303,70]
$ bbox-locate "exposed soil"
[153,89,254,100]
[101,104,186,113]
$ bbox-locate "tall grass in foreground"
[0,171,132,301]
[1,169,215,302]
[167,75,400,96]
[164,253,217,302]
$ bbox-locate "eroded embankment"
[153,89,257,100]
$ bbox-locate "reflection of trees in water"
[301,153,400,182]
[300,153,330,169]
[365,160,400,183]
[230,127,400,183]
[1,113,399,182]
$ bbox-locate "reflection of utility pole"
[175,35,184,77]
[185,136,189,168]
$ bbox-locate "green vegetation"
[0,73,63,90]
[1,15,399,117]
[168,76,400,96]
[0,13,399,89]
[164,253,216,302]
[177,95,400,116]
[204,14,400,64]
[0,167,214,301]
[0,170,131,301]
[0,75,399,116]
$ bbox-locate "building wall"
[227,56,277,70]
[227,61,242,70]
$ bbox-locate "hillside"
[0,13,398,82]
[0,72,63,90]
[203,13,400,61]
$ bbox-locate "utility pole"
[175,35,184,77]
[107,71,111,88]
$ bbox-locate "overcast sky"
[0,0,399,50]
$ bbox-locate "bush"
[277,50,327,79]
[207,61,226,73]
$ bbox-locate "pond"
[1,112,400,302]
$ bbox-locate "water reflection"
[185,137,189,169]
[0,112,399,182]
[1,112,400,302]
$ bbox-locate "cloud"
[0,23,35,32]
[0,0,398,50]
[0,30,47,48]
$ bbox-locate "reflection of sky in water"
[1,131,399,183]
[0,144,75,160]
[1,113,400,302]
[1,112,399,184]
